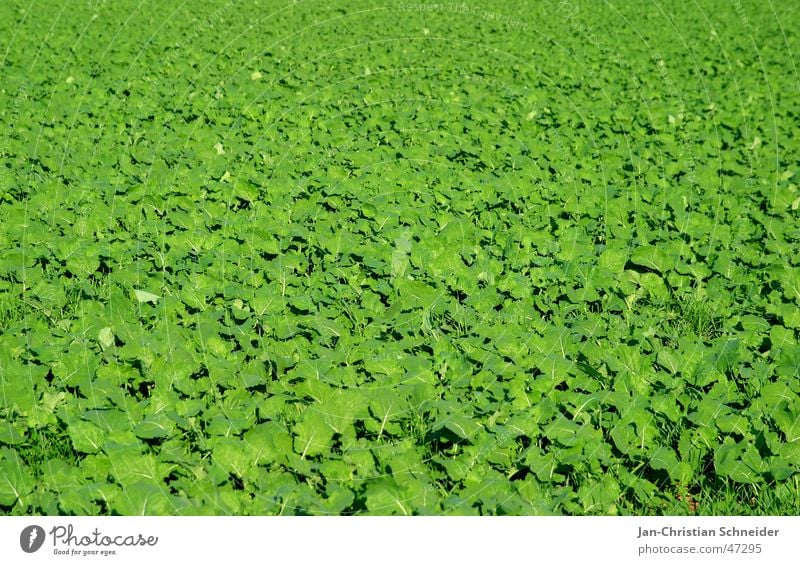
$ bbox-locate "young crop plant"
[0,0,798,517]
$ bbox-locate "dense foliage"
[0,0,798,515]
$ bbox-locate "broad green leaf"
[0,448,34,507]
[98,327,115,349]
[630,245,672,273]
[211,437,257,478]
[649,446,692,483]
[714,438,766,484]
[68,420,105,454]
[134,415,174,440]
[364,478,412,516]
[434,413,483,442]
[0,423,24,446]
[110,481,176,515]
[133,289,161,303]
[293,410,334,459]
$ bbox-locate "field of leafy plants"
[0,0,798,516]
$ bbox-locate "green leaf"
[771,404,800,443]
[134,415,174,440]
[630,245,672,273]
[211,437,257,479]
[610,422,637,455]
[649,446,692,483]
[0,448,34,507]
[110,481,176,515]
[368,389,406,438]
[544,415,581,447]
[107,449,166,488]
[68,420,105,454]
[0,423,25,446]
[779,267,800,302]
[714,438,766,484]
[293,410,334,459]
[133,289,161,303]
[244,422,293,465]
[434,413,483,442]
[770,326,796,349]
[98,327,115,349]
[364,478,412,515]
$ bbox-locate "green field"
[1,0,798,515]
